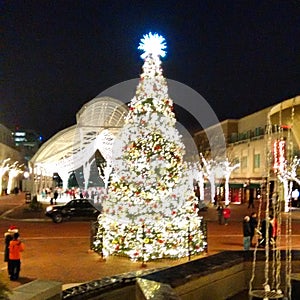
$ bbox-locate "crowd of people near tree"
[39,186,107,204]
[215,195,279,251]
[243,212,278,250]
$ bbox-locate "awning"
[229,183,244,188]
[249,183,261,189]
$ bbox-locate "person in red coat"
[223,205,231,225]
[270,215,278,245]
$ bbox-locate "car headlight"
[46,206,53,212]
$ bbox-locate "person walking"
[249,212,258,247]
[8,232,25,281]
[243,216,252,250]
[216,202,224,225]
[248,190,255,208]
[223,205,231,225]
[49,187,54,205]
[53,188,59,204]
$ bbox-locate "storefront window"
[253,153,260,169]
[241,156,247,169]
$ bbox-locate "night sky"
[1,1,299,140]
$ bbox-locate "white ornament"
[264,284,270,292]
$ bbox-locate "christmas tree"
[93,33,207,261]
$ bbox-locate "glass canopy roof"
[30,97,129,175]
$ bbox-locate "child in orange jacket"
[8,232,25,280]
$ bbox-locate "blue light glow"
[138,32,167,59]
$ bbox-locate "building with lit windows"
[13,128,43,147]
[193,95,300,204]
[12,128,43,163]
[24,94,299,202]
[0,124,23,163]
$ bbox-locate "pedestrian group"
[4,225,25,281]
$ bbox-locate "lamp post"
[23,171,30,190]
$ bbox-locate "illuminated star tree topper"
[138,32,167,59]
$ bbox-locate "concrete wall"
[137,251,300,300]
[90,285,135,300]
[9,280,62,300]
[175,263,246,300]
[12,252,299,300]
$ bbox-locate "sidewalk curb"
[1,215,51,222]
[0,205,51,222]
[0,204,24,218]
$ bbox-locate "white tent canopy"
[30,97,129,188]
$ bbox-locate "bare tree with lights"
[7,162,23,194]
[201,154,218,204]
[190,161,205,202]
[277,156,300,212]
[201,154,239,205]
[220,159,240,205]
[0,158,10,195]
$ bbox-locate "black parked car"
[45,198,101,223]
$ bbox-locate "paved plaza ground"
[1,192,300,293]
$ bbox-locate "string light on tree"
[273,139,286,174]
